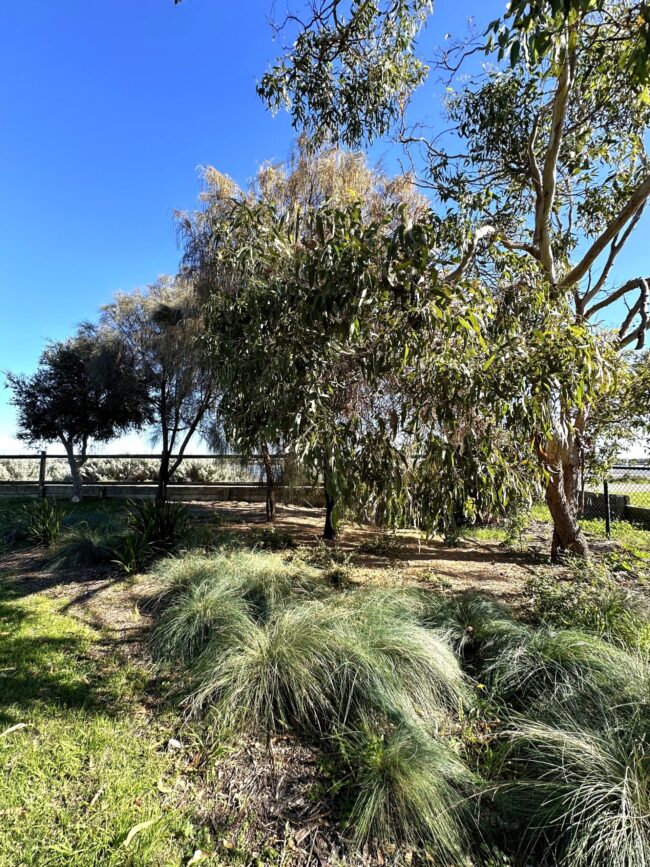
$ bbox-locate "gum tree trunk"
[544,433,589,562]
[322,457,337,540]
[261,443,276,522]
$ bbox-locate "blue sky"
[1,0,647,454]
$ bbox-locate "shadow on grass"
[0,588,149,726]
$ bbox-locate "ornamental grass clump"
[47,523,120,571]
[496,711,650,867]
[421,591,527,661]
[152,554,471,737]
[484,627,650,713]
[335,717,477,862]
[151,550,328,672]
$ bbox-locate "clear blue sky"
[0,0,647,454]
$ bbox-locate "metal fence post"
[38,450,47,498]
[603,478,611,539]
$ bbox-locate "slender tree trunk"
[62,441,83,502]
[544,433,589,562]
[261,443,276,522]
[322,458,336,540]
[70,463,83,503]
[323,490,336,540]
[157,451,170,504]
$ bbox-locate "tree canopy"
[6,326,149,500]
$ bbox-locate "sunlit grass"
[0,587,204,866]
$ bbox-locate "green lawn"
[0,585,211,866]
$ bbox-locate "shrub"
[334,718,477,859]
[153,550,323,615]
[21,499,67,547]
[527,559,650,651]
[357,533,405,558]
[48,524,119,570]
[127,499,191,552]
[497,712,650,867]
[247,526,296,550]
[112,531,156,576]
[503,503,532,550]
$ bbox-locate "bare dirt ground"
[1,500,555,640]
[209,501,553,603]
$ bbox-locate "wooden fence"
[0,452,325,506]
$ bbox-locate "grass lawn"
[0,583,210,866]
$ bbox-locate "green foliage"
[422,592,526,661]
[48,523,120,571]
[258,0,432,147]
[484,626,649,714]
[151,551,323,664]
[527,557,650,650]
[20,499,67,547]
[357,533,405,558]
[497,712,650,866]
[111,531,153,576]
[127,499,191,553]
[334,718,476,859]
[247,526,296,550]
[5,327,150,500]
[153,555,470,736]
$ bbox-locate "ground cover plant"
[149,538,650,865]
[2,495,650,865]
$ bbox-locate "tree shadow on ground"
[0,587,154,727]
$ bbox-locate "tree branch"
[536,41,574,282]
[581,205,644,306]
[585,276,650,319]
[618,279,650,349]
[559,174,650,290]
[442,225,495,284]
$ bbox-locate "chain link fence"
[581,464,650,548]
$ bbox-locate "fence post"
[603,478,611,539]
[38,450,47,498]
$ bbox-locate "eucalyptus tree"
[99,277,220,502]
[181,145,427,529]
[6,326,148,501]
[258,0,650,557]
[183,152,598,541]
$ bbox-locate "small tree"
[99,276,220,502]
[181,144,427,526]
[6,326,148,501]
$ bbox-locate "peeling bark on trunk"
[261,444,276,522]
[544,433,589,562]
